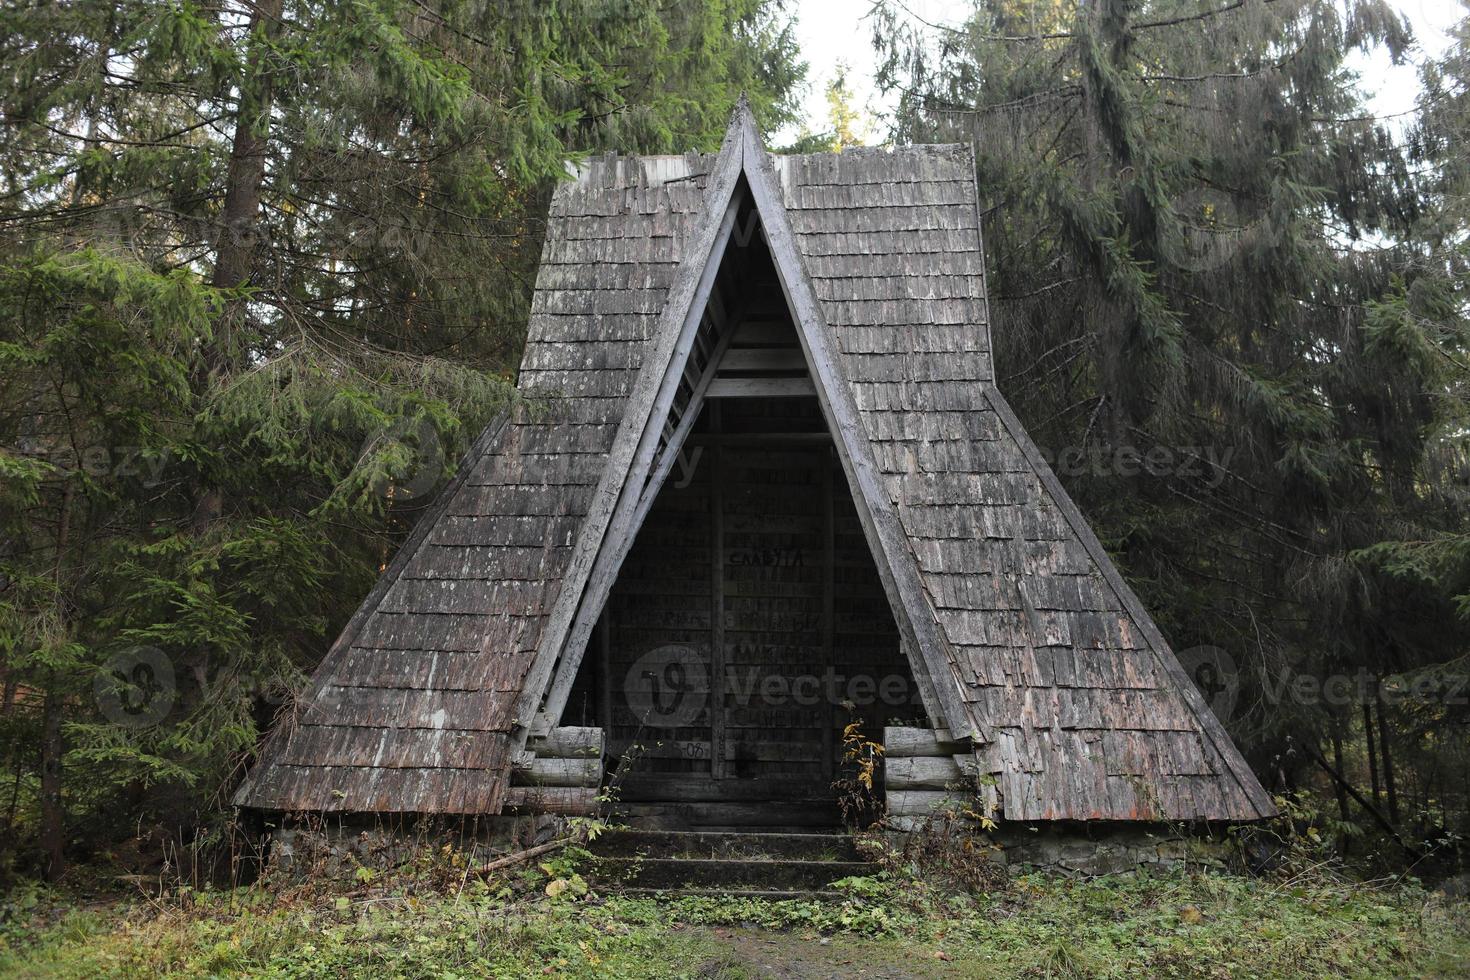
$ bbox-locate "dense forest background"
[1,0,1466,882]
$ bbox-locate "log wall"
[882,725,988,827]
[507,726,604,815]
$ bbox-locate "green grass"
[1,867,1466,979]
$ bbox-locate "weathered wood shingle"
[234,153,715,814]
[775,145,1271,821]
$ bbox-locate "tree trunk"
[1363,702,1380,805]
[1330,725,1351,855]
[5,764,21,844]
[192,0,284,533]
[39,683,64,881]
[1,673,17,850]
[1304,743,1420,861]
[211,0,284,299]
[1375,694,1400,826]
[39,478,76,881]
[1329,729,1349,818]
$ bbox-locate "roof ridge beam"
[510,109,747,743]
[735,109,978,740]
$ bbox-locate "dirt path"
[683,926,988,979]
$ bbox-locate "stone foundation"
[986,823,1232,875]
[261,815,1236,883]
[883,820,1235,876]
[263,813,568,882]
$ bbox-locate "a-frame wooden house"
[235,104,1275,829]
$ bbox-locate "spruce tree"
[875,0,1470,839]
[0,0,803,875]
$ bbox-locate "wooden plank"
[738,107,976,740]
[513,757,603,788]
[609,705,844,730]
[821,455,836,782]
[603,457,717,780]
[611,801,840,829]
[503,786,600,816]
[730,319,795,347]
[720,738,827,763]
[717,442,831,783]
[596,612,612,736]
[706,376,817,398]
[688,432,831,447]
[519,124,747,741]
[609,739,824,763]
[530,726,605,760]
[718,348,807,372]
[706,275,730,331]
[616,774,831,803]
[628,318,738,528]
[607,738,713,761]
[886,789,973,817]
[535,283,741,742]
[885,756,974,790]
[883,726,969,758]
[710,437,727,780]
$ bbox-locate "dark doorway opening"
[558,208,924,828]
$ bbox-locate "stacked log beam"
[507,727,604,815]
[883,727,984,826]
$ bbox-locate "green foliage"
[0,0,804,874]
[875,0,1470,846]
[786,62,873,152]
[0,888,720,978]
[608,886,924,936]
[1,869,1467,978]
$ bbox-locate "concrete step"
[610,801,843,830]
[591,855,874,892]
[590,829,862,861]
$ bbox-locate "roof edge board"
[232,409,514,808]
[509,112,748,748]
[735,107,979,740]
[958,141,1267,819]
[530,195,747,736]
[965,141,997,379]
[529,103,979,744]
[980,386,1277,819]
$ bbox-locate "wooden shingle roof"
[235,104,1274,823]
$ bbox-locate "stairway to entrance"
[585,828,876,900]
[608,781,844,833]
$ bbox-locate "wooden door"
[603,440,833,800]
[598,423,908,812]
[602,441,717,782]
[715,444,832,785]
